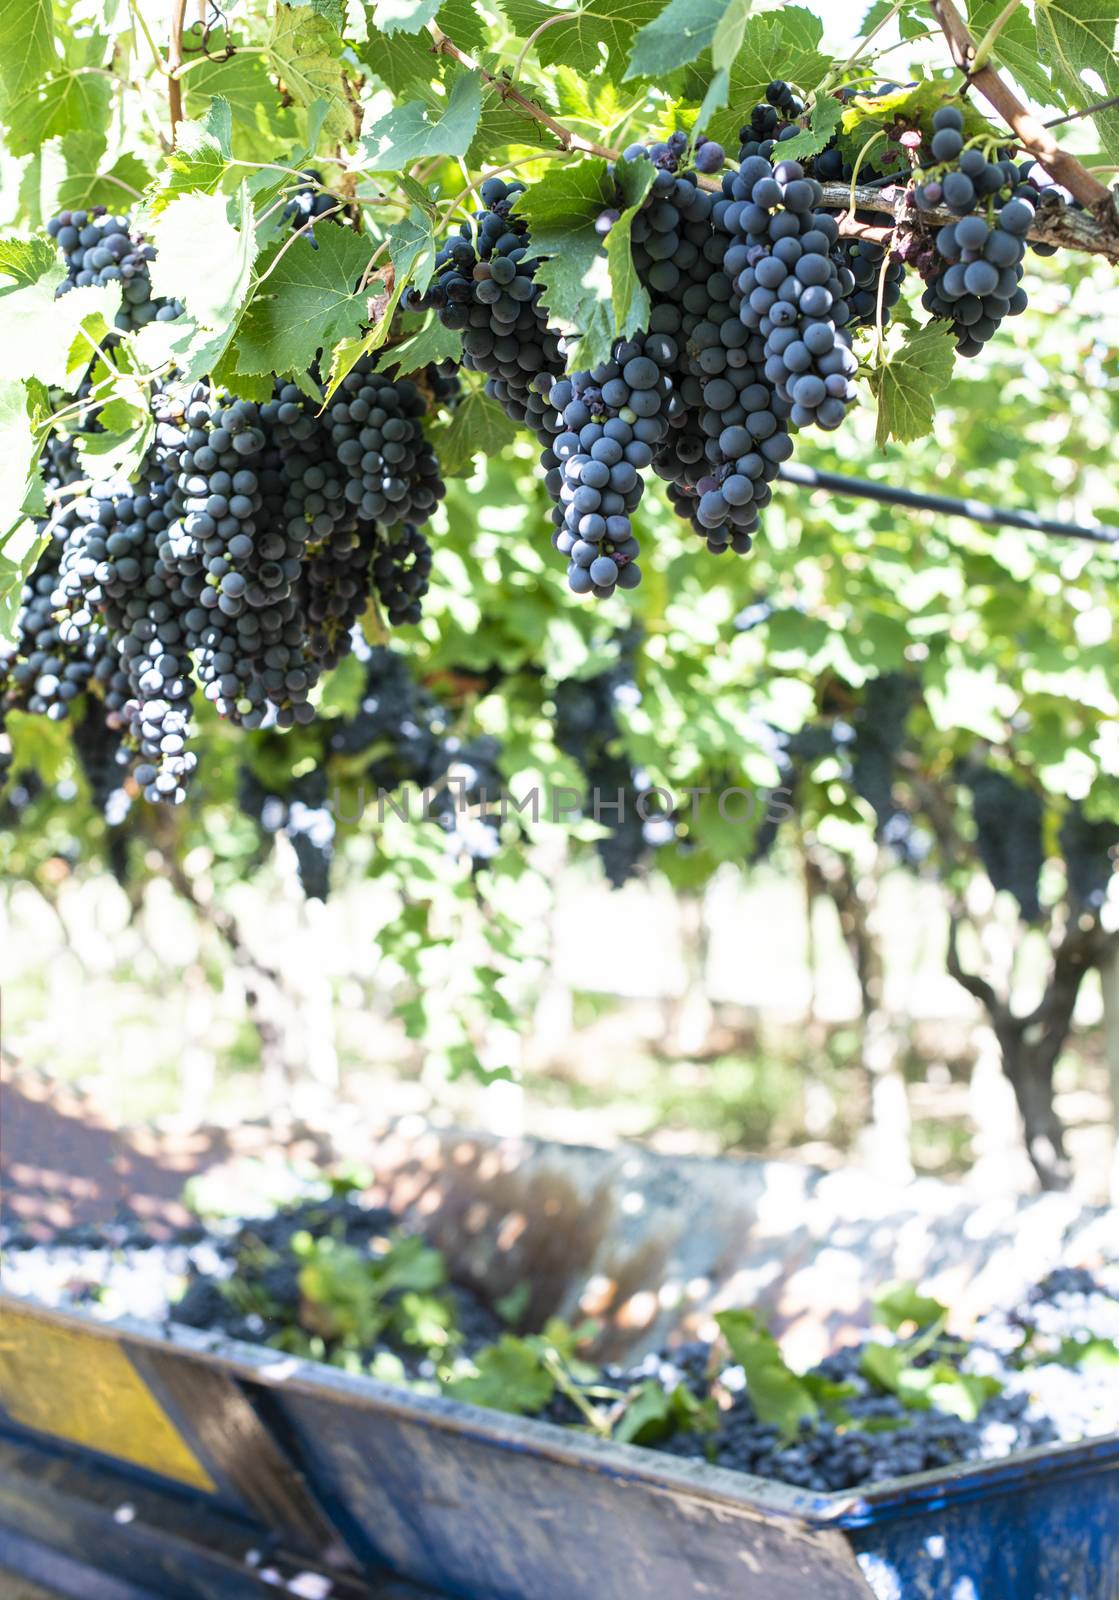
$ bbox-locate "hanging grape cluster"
[911,106,1032,354]
[2,213,449,806]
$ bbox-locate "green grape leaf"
[5,69,113,159]
[384,208,438,292]
[867,324,956,448]
[50,134,149,214]
[235,224,372,377]
[0,238,58,286]
[498,0,665,77]
[77,393,154,482]
[612,1380,673,1443]
[0,0,57,109]
[362,69,482,168]
[546,154,620,230]
[469,88,564,162]
[693,65,729,137]
[289,0,347,29]
[3,706,74,785]
[445,1335,556,1414]
[772,92,843,163]
[357,22,436,93]
[2,263,121,389]
[370,0,441,31]
[967,0,1061,109]
[859,1341,911,1396]
[437,0,489,53]
[512,157,617,366]
[146,185,257,333]
[613,1378,715,1445]
[696,7,829,151]
[1034,0,1119,165]
[605,154,655,342]
[837,82,997,170]
[0,531,49,644]
[185,34,299,153]
[715,1311,818,1439]
[711,0,752,65]
[924,1368,1002,1422]
[150,97,233,215]
[267,5,358,144]
[625,0,742,79]
[860,0,929,39]
[426,386,520,474]
[380,315,463,376]
[873,1281,949,1333]
[0,384,41,543]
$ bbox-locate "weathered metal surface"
[843,1437,1119,1599]
[0,1302,215,1492]
[3,1292,1119,1598]
[130,1344,360,1570]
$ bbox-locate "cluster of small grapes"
[545,334,676,596]
[913,106,1031,354]
[239,762,335,900]
[604,139,776,558]
[280,170,343,248]
[5,439,116,723]
[372,525,432,626]
[160,389,314,734]
[552,644,667,886]
[236,646,511,896]
[737,80,807,163]
[965,765,1045,921]
[71,698,130,815]
[47,207,182,331]
[7,360,447,805]
[740,82,910,333]
[406,176,567,444]
[325,362,444,529]
[726,156,859,432]
[1059,806,1118,911]
[67,428,199,803]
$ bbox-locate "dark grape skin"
[46,206,182,331]
[8,352,446,795]
[545,328,676,598]
[406,175,567,446]
[914,106,1036,356]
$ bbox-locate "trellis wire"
[777,463,1119,548]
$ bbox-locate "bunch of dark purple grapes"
[913,105,1032,354]
[46,207,182,331]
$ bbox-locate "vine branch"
[426,24,620,161]
[970,0,1022,72]
[817,179,1119,259]
[168,0,187,136]
[929,0,1115,214]
[427,25,1119,260]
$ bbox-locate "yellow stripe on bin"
[0,1306,216,1493]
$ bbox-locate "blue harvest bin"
[0,1294,1117,1600]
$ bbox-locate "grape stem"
[969,0,1023,73]
[426,24,621,161]
[928,0,1115,214]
